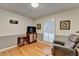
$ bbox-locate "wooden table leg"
[17,37,20,47]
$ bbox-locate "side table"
[17,36,28,47]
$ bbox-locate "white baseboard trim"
[37,40,52,46]
[0,45,17,52]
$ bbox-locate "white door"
[43,21,55,43]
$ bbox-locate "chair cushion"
[68,34,79,43]
[64,34,79,49]
[64,40,76,49]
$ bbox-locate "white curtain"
[43,21,55,43]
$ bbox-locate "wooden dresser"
[26,32,37,44]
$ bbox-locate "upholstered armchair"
[52,34,79,56]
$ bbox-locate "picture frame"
[60,20,70,30]
[10,19,18,24]
[37,24,41,29]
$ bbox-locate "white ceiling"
[0,3,79,19]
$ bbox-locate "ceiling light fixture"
[31,3,39,8]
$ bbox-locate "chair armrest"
[75,48,79,56]
[53,40,65,46]
[52,45,76,56]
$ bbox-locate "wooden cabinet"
[26,33,37,44]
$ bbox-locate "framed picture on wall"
[37,24,41,29]
[60,20,70,30]
[9,19,18,24]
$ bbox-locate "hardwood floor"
[0,42,52,56]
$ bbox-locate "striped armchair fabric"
[52,34,79,56]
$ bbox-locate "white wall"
[1,7,79,36]
[35,19,55,33]
[0,9,34,36]
[35,8,79,36]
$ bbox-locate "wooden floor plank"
[0,42,52,56]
